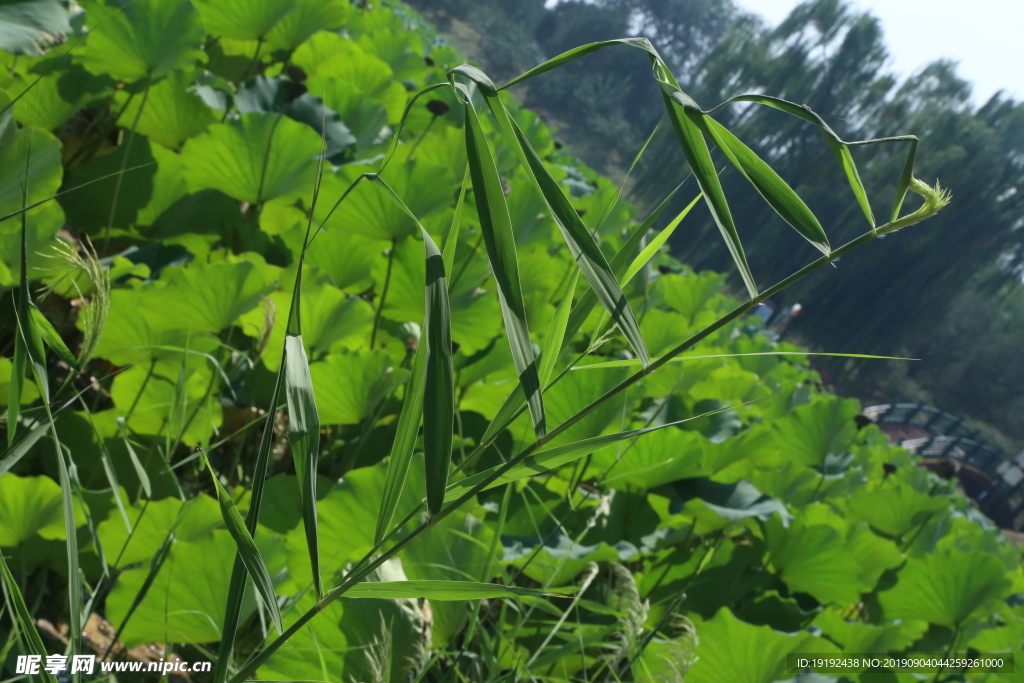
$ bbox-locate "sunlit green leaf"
[879,550,1014,628]
[181,112,322,204]
[192,0,296,41]
[79,0,206,82]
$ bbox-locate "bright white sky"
[741,0,1022,105]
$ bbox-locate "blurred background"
[404,0,1024,459]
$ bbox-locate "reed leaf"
[0,551,58,683]
[479,184,691,446]
[342,580,554,601]
[700,116,828,254]
[463,99,545,436]
[450,65,650,366]
[572,351,916,370]
[365,176,454,517]
[117,417,151,499]
[375,340,425,544]
[655,65,757,298]
[28,304,78,370]
[198,448,283,634]
[285,327,321,599]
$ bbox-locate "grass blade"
[703,95,919,229]
[198,448,283,634]
[117,417,152,499]
[587,191,702,346]
[539,270,579,387]
[11,139,83,666]
[571,351,917,370]
[0,551,58,683]
[619,193,702,285]
[479,183,687,446]
[375,340,426,544]
[446,408,738,502]
[213,117,334,680]
[494,38,657,90]
[890,138,919,222]
[284,332,321,598]
[701,116,829,254]
[724,94,877,227]
[0,419,48,477]
[655,65,757,298]
[451,67,650,366]
[29,304,79,371]
[509,113,650,364]
[365,176,455,517]
[464,100,545,436]
[422,222,454,516]
[6,316,26,447]
[342,580,556,601]
[442,168,469,277]
[102,529,174,660]
[214,314,287,682]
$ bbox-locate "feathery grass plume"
[353,614,393,683]
[876,179,946,235]
[39,237,110,368]
[608,562,649,671]
[654,614,699,682]
[878,178,952,235]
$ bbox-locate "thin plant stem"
[370,239,398,348]
[102,80,151,255]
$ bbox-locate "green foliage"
[0,2,1019,683]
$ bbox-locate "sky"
[741,0,1022,105]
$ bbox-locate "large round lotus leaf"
[60,134,161,231]
[844,482,948,538]
[105,529,282,646]
[765,513,863,605]
[309,350,405,425]
[813,608,927,654]
[0,122,62,214]
[688,608,837,683]
[305,227,387,292]
[127,260,268,335]
[264,0,348,51]
[371,237,501,356]
[115,71,216,150]
[237,280,375,372]
[0,357,38,408]
[6,63,109,131]
[181,112,321,204]
[96,495,224,568]
[315,160,452,242]
[108,359,223,444]
[655,271,728,321]
[191,0,295,41]
[587,427,707,490]
[0,474,85,546]
[0,123,65,283]
[879,549,1014,628]
[771,397,861,466]
[234,75,355,157]
[78,0,205,82]
[284,460,423,590]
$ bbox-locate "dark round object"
[426,99,450,116]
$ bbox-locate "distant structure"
[864,403,1024,531]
